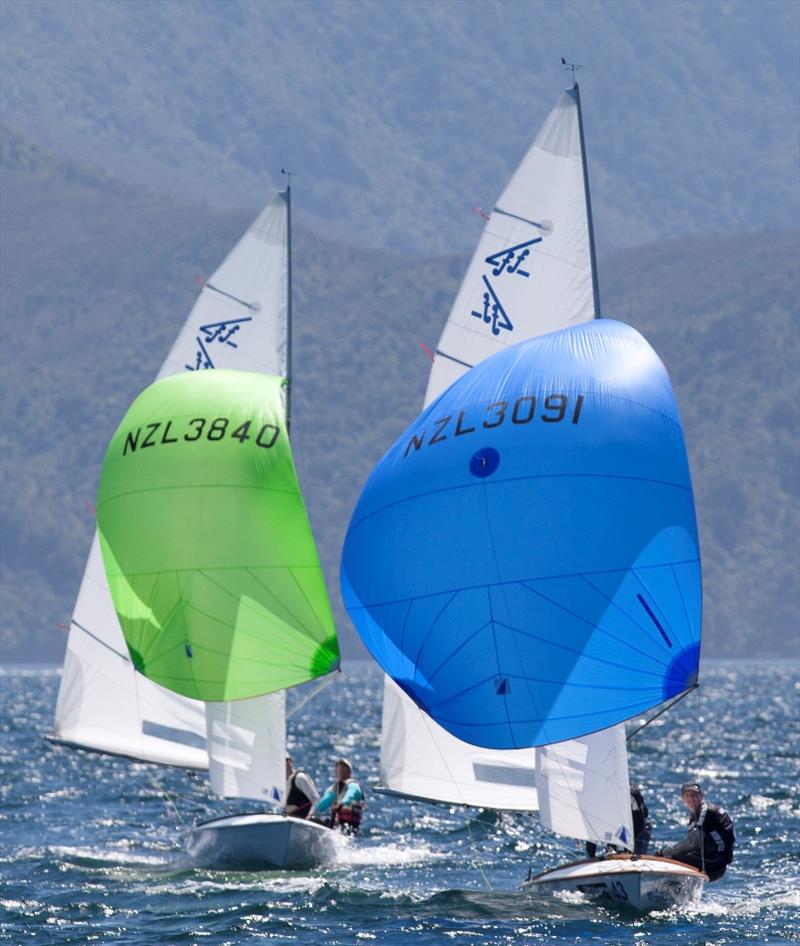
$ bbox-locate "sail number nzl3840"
[122,417,280,455]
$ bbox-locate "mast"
[572,81,602,319]
[284,179,293,432]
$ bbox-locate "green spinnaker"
[97,369,340,702]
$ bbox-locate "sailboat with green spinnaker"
[52,188,342,869]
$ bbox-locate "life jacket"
[333,778,365,833]
[335,803,363,830]
[286,771,313,818]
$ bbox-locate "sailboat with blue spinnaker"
[341,80,706,912]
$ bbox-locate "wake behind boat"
[523,854,706,912]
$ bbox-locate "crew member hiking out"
[657,781,735,881]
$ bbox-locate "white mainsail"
[53,533,206,767]
[381,86,629,835]
[425,86,599,402]
[53,194,291,775]
[158,194,288,380]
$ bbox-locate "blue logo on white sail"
[470,236,543,336]
[200,318,252,348]
[484,237,542,277]
[185,317,253,371]
[471,276,513,336]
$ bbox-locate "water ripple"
[1,661,798,945]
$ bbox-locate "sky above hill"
[2,0,798,254]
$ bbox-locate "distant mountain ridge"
[1,0,798,255]
[1,128,798,664]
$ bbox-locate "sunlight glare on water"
[1,661,798,944]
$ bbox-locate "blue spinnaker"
[341,320,702,749]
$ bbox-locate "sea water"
[1,660,798,945]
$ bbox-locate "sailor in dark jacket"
[284,756,320,819]
[658,781,735,881]
[629,783,652,855]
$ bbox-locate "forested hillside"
[1,0,798,254]
[1,130,798,662]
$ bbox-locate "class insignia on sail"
[97,368,339,703]
[341,318,701,750]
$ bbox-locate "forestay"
[53,194,294,763]
[342,319,702,750]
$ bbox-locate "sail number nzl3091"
[403,393,584,459]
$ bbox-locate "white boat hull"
[523,854,706,912]
[183,813,337,870]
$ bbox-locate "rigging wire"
[465,812,494,891]
[149,775,186,825]
[287,670,339,720]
